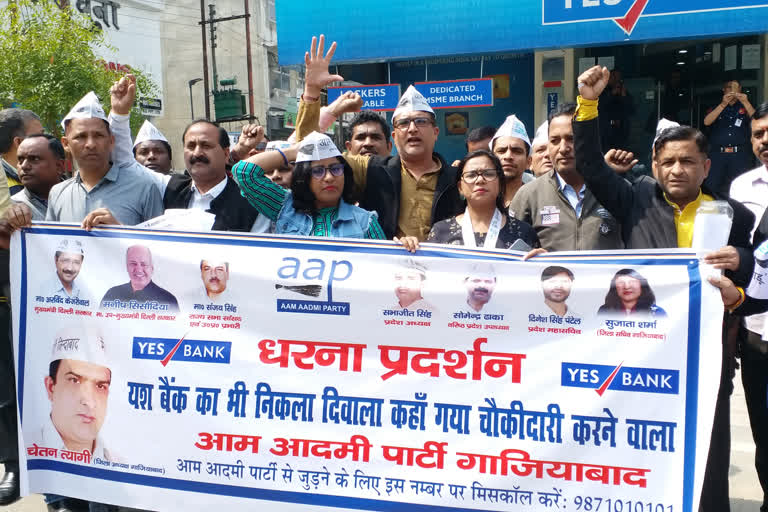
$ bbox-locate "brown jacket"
[509,170,624,252]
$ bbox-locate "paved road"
[1,371,764,511]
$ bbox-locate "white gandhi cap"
[50,327,109,369]
[56,239,84,256]
[653,118,680,148]
[61,92,108,131]
[392,85,434,121]
[295,131,342,163]
[133,120,169,148]
[490,114,531,150]
[266,140,292,151]
[531,121,549,147]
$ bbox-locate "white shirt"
[190,285,234,306]
[36,414,113,462]
[729,164,768,334]
[393,297,436,312]
[730,165,768,239]
[544,302,581,319]
[189,177,228,211]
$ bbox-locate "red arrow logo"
[613,0,650,35]
[160,332,189,367]
[595,362,624,397]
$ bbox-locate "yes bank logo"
[543,0,649,35]
[561,362,679,395]
[132,336,231,366]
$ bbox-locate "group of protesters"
[0,33,766,512]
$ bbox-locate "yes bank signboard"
[276,1,768,64]
[543,0,768,35]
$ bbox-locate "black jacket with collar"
[574,116,755,286]
[163,173,260,232]
[360,152,462,239]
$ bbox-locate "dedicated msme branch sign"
[414,79,494,109]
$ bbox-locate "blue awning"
[276,0,768,65]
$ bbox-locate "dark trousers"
[0,303,17,466]
[699,318,737,512]
[706,149,753,198]
[742,330,768,510]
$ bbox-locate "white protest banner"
[12,224,722,511]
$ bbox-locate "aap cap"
[398,258,427,278]
[50,327,109,368]
[531,121,548,147]
[295,132,342,163]
[266,140,292,151]
[466,262,496,280]
[490,114,531,150]
[392,85,434,121]
[61,92,108,131]
[133,120,168,148]
[56,239,84,256]
[653,118,680,148]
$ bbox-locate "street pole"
[188,78,203,120]
[199,0,211,119]
[243,0,255,120]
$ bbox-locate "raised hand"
[604,149,639,174]
[328,91,363,118]
[110,74,136,115]
[304,35,344,99]
[233,124,265,159]
[577,65,610,101]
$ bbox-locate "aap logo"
[561,362,679,395]
[275,257,353,316]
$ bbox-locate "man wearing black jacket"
[294,35,462,240]
[108,76,270,233]
[575,65,756,512]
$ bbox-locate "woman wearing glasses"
[231,131,386,239]
[398,150,538,251]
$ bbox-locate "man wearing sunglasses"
[294,35,462,241]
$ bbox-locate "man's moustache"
[190,155,210,165]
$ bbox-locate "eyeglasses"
[393,117,434,130]
[461,169,499,183]
[310,163,345,180]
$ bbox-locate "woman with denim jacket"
[232,131,385,239]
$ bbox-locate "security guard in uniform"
[704,80,756,197]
